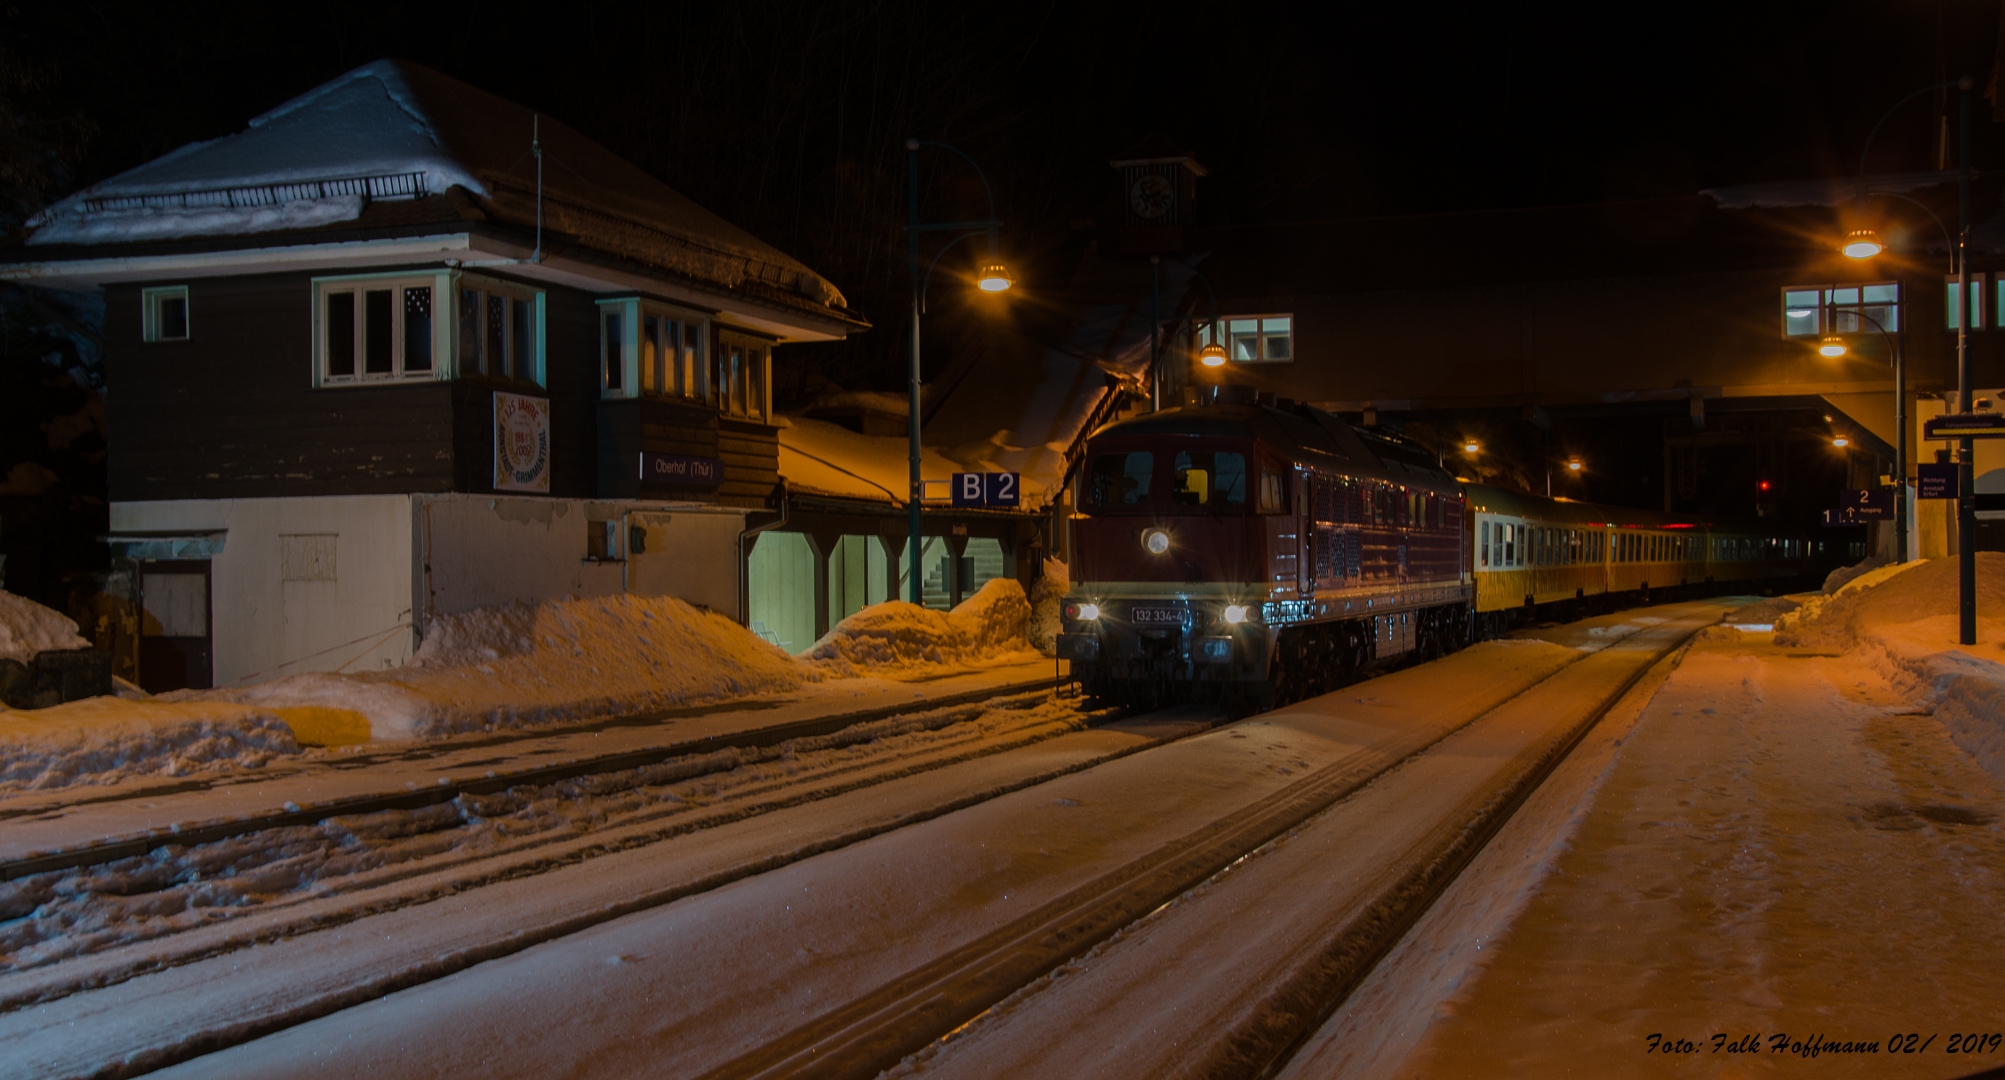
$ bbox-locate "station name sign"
[639,453,725,488]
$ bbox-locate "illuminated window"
[598,298,706,401]
[1781,282,1898,338]
[1224,314,1293,362]
[1950,274,1989,329]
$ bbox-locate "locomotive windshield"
[1086,451,1153,508]
[1172,450,1246,506]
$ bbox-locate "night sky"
[10,1,2005,383]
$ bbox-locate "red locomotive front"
[1057,397,1471,712]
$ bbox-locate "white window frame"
[1780,282,1899,339]
[455,273,546,387]
[712,326,774,422]
[597,296,710,401]
[1217,313,1294,363]
[142,285,191,342]
[313,271,452,387]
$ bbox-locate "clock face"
[1129,173,1176,219]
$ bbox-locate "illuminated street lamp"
[1566,458,1583,472]
[1841,229,1885,258]
[1198,340,1228,367]
[1833,436,1851,448]
[905,137,1009,603]
[1818,336,1849,358]
[1462,440,1481,455]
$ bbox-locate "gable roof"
[20,60,861,328]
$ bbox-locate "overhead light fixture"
[1462,441,1481,454]
[1198,341,1228,367]
[1841,228,1884,259]
[976,262,1014,292]
[1567,459,1583,472]
[1818,336,1848,357]
[1833,436,1850,448]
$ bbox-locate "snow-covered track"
[0,675,1065,885]
[105,603,1736,1080]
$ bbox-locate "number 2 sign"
[951,472,1020,508]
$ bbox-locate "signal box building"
[1,60,867,691]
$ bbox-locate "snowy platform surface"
[100,606,1713,1079]
[0,660,1061,871]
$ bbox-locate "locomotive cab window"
[1173,450,1247,507]
[1086,451,1154,509]
[1259,468,1290,513]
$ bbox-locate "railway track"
[1,601,1738,1080]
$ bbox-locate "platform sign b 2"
[1844,489,1892,519]
[951,472,1020,508]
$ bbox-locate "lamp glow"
[1222,604,1251,625]
[1142,528,1171,555]
[976,262,1014,292]
[1841,229,1884,259]
[1833,437,1850,448]
[1463,441,1481,454]
[1567,459,1583,472]
[1198,342,1228,367]
[1818,336,1848,357]
[1066,602,1100,621]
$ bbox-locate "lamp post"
[1812,305,1903,556]
[904,138,1011,605]
[1845,76,1975,642]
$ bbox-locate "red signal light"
[1758,480,1771,492]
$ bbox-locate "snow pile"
[1821,553,1888,594]
[807,578,1040,677]
[209,593,816,741]
[29,195,364,245]
[1777,554,2005,782]
[0,698,298,793]
[0,591,92,666]
[1027,558,1069,657]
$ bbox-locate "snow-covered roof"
[23,60,857,322]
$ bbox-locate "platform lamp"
[1841,74,1975,641]
[905,137,1012,604]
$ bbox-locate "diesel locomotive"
[1056,388,1819,710]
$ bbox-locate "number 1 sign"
[951,472,1020,508]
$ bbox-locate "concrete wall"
[112,495,416,686]
[415,494,748,623]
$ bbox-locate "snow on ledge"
[28,195,366,246]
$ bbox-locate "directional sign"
[1842,489,1892,519]
[1924,412,2005,439]
[1822,508,1864,527]
[1918,462,1958,499]
[951,472,1021,508]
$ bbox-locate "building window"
[598,297,708,401]
[1950,274,1990,329]
[459,278,543,384]
[1221,314,1292,362]
[316,275,445,384]
[1781,283,1898,338]
[142,286,190,342]
[713,330,771,421]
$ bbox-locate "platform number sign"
[951,472,1020,508]
[1844,489,1892,519]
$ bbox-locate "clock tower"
[1109,136,1207,255]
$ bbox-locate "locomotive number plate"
[1131,606,1184,625]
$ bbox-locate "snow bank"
[1027,558,1069,658]
[0,698,298,793]
[0,591,92,666]
[1776,554,2005,782]
[207,593,815,742]
[807,578,1040,677]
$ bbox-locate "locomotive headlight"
[1142,528,1171,555]
[1065,602,1101,622]
[1222,604,1251,625]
